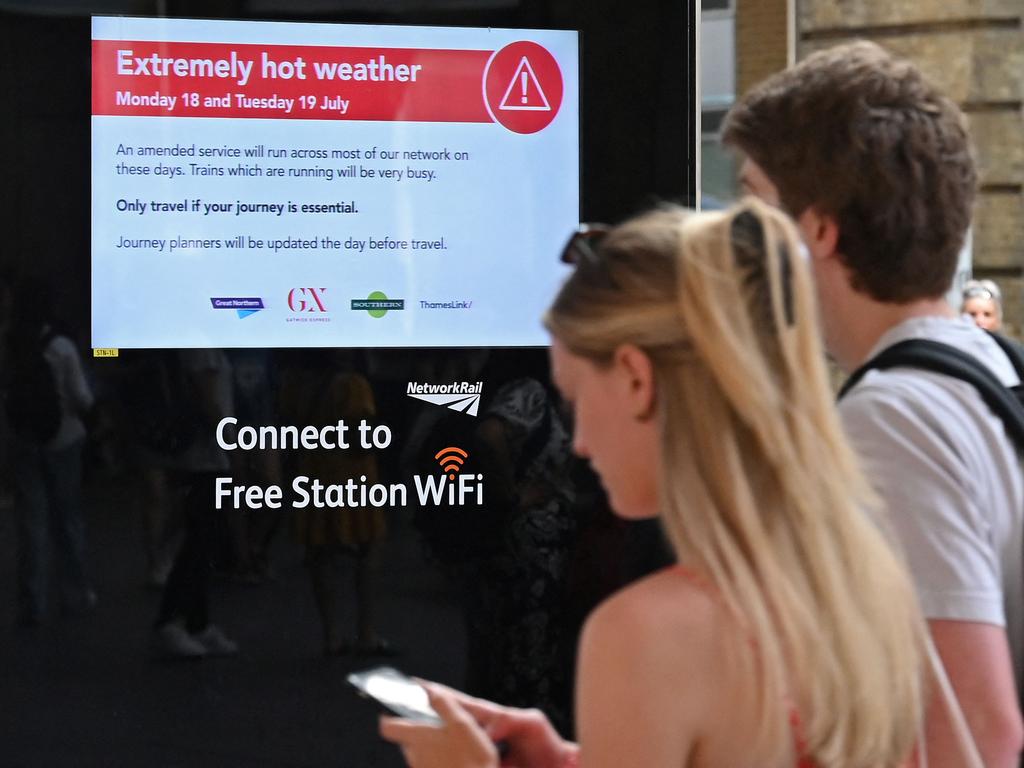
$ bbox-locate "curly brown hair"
[722,41,976,303]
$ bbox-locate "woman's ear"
[613,344,656,422]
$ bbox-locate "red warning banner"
[92,40,495,123]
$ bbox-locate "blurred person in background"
[151,350,239,659]
[961,279,1002,332]
[280,349,393,657]
[5,274,96,627]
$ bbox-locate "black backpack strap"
[986,330,1024,382]
[838,338,1024,451]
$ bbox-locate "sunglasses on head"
[964,287,996,301]
[560,223,610,265]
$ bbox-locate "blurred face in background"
[963,296,1001,331]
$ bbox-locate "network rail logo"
[210,297,264,319]
[407,381,483,417]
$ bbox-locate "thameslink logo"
[406,381,483,417]
[420,300,473,310]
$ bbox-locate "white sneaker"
[192,625,239,657]
[153,622,207,659]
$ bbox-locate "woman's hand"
[380,682,578,768]
[380,684,499,768]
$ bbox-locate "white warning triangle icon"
[498,57,552,112]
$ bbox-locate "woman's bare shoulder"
[586,566,723,642]
[579,565,733,696]
[574,567,737,766]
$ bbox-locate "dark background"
[0,1,693,765]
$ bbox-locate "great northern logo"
[211,297,264,319]
[407,381,483,417]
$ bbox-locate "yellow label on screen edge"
[93,348,119,358]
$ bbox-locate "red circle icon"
[483,41,564,134]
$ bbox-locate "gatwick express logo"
[407,381,483,417]
[286,287,330,323]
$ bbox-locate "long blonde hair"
[545,199,925,766]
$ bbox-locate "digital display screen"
[91,16,579,349]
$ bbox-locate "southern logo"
[352,291,405,318]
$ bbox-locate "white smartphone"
[347,666,442,725]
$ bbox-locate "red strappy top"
[669,564,817,768]
[561,565,818,768]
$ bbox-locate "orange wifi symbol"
[435,446,468,479]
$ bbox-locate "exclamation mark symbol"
[521,69,528,104]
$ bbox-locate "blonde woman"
[381,199,927,767]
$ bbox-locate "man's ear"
[612,344,656,421]
[797,207,840,262]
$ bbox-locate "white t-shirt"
[840,316,1024,690]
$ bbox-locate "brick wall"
[736,0,791,96]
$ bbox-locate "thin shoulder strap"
[925,634,984,768]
